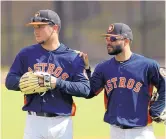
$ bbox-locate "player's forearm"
[55,78,90,97]
[150,82,165,117]
[85,90,96,99]
[5,73,21,91]
[150,97,165,117]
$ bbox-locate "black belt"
[115,125,135,129]
[28,111,59,117]
[119,125,134,129]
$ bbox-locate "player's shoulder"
[59,43,77,54]
[95,57,114,69]
[133,53,159,66]
[64,45,80,57]
[61,43,82,60]
[18,44,40,55]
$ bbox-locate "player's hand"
[34,72,57,89]
[50,76,57,89]
[75,50,90,69]
[79,52,89,69]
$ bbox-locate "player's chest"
[103,63,147,81]
[103,64,148,93]
[24,54,73,80]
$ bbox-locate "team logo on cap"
[107,24,114,33]
[35,12,40,17]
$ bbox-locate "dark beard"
[108,45,123,55]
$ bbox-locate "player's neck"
[42,37,60,51]
[115,49,132,62]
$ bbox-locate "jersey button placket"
[121,65,123,75]
[118,65,123,75]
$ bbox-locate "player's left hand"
[151,108,166,125]
[19,71,57,95]
[74,50,90,69]
[34,71,57,89]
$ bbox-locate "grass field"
[1,85,165,139]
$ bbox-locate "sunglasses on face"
[106,36,124,42]
[31,16,55,25]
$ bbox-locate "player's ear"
[52,25,59,32]
[124,39,130,45]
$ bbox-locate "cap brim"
[101,34,112,37]
[26,22,49,26]
[101,34,120,37]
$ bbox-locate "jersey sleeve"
[5,52,24,91]
[55,56,90,98]
[149,61,166,117]
[86,63,105,98]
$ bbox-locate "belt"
[118,125,134,129]
[114,125,140,129]
[28,111,59,117]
